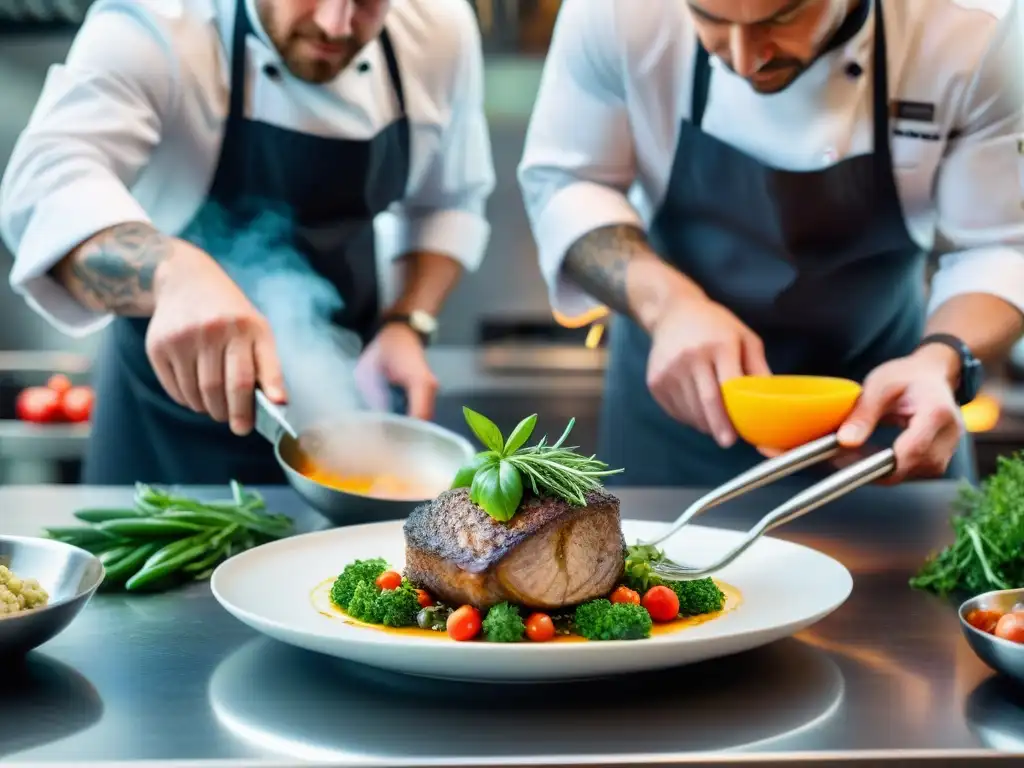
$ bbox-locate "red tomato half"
[61,386,95,423]
[16,387,63,423]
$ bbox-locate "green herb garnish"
[452,407,623,522]
[910,451,1024,597]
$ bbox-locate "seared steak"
[403,487,625,611]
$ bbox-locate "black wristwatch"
[378,309,438,346]
[916,333,982,405]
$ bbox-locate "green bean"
[126,538,215,591]
[44,526,121,546]
[99,544,137,565]
[142,530,217,569]
[73,508,144,524]
[192,567,216,581]
[184,541,230,574]
[156,510,233,528]
[96,518,208,537]
[103,541,166,583]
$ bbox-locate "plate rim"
[210,518,853,653]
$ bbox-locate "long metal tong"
[647,434,896,581]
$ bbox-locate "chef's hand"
[834,347,964,483]
[356,322,438,421]
[647,295,771,447]
[145,241,286,435]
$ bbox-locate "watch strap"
[377,313,434,346]
[916,333,981,405]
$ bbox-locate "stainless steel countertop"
[1,482,1023,767]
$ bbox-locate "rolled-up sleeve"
[927,2,1024,318]
[516,0,641,319]
[0,0,175,336]
[387,1,494,271]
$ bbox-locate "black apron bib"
[600,0,973,487]
[83,1,410,485]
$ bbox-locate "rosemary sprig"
[451,408,623,522]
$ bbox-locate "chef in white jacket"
[0,0,494,485]
[518,0,1024,487]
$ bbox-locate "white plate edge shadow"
[209,518,854,669]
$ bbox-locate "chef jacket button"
[263,64,281,80]
[845,61,863,78]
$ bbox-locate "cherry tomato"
[374,570,402,591]
[994,612,1024,644]
[610,586,640,605]
[966,609,1004,634]
[525,612,555,642]
[46,374,72,395]
[447,605,481,641]
[416,589,434,608]
[642,585,680,622]
[61,386,94,423]
[15,387,63,423]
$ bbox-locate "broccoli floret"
[347,581,384,623]
[673,578,725,616]
[622,544,725,616]
[482,602,526,642]
[330,557,388,609]
[376,585,421,627]
[574,599,652,641]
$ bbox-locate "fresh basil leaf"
[470,461,523,522]
[503,414,537,455]
[462,407,505,454]
[450,452,498,489]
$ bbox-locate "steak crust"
[403,487,625,611]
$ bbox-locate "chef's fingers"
[224,336,257,435]
[837,374,904,448]
[741,333,772,376]
[149,351,186,408]
[694,359,734,447]
[888,403,961,483]
[404,373,438,421]
[197,342,228,422]
[171,352,205,413]
[253,326,287,404]
[648,371,696,429]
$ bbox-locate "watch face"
[409,310,438,335]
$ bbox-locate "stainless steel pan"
[253,389,476,527]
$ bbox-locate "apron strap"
[378,28,407,117]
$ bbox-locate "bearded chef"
[0,0,494,484]
[517,0,1024,487]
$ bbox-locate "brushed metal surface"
[0,482,1022,765]
[960,589,1024,686]
[0,535,103,655]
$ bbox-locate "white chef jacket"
[0,0,495,336]
[518,0,1024,324]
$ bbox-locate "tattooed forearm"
[562,224,660,319]
[54,222,172,315]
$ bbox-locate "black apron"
[600,0,974,488]
[82,0,410,485]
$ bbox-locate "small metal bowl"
[0,536,104,656]
[959,587,1024,686]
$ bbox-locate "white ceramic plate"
[211,519,853,682]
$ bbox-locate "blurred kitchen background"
[1,0,1022,485]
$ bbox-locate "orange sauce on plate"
[309,578,742,641]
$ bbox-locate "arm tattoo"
[64,223,171,315]
[562,223,653,318]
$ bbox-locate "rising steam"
[186,202,383,435]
